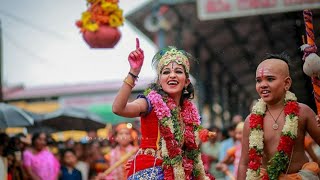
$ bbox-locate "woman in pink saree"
[23,132,60,180]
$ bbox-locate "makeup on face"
[159,62,188,102]
[256,66,273,78]
[161,62,185,76]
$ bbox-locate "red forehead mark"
[258,67,264,77]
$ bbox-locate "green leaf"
[193,169,200,177]
[266,151,289,180]
[143,88,151,96]
[185,149,200,161]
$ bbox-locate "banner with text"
[197,0,320,20]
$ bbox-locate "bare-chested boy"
[238,53,320,180]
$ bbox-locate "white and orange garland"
[246,91,299,180]
[147,90,212,180]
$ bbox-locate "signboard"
[197,0,320,20]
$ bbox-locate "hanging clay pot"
[303,53,320,77]
[83,25,121,48]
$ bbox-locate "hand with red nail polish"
[128,38,144,76]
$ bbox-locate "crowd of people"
[0,123,141,180]
[1,39,320,180]
[1,116,319,180]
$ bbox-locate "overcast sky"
[0,0,156,88]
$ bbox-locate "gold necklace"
[267,108,284,130]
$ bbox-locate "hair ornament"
[153,46,191,74]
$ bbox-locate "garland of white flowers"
[246,91,299,180]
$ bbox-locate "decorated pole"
[301,9,320,115]
[304,10,316,46]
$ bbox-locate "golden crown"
[157,48,190,74]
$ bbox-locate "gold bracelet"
[123,77,135,88]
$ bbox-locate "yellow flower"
[80,11,99,31]
[77,0,124,32]
[81,11,92,24]
[101,1,118,14]
[83,23,99,32]
[113,8,123,18]
[109,14,123,27]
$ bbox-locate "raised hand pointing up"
[128,38,144,76]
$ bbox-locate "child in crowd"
[217,122,244,180]
[60,149,82,180]
[201,126,225,180]
[104,123,137,180]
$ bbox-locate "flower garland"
[76,0,124,32]
[147,90,212,180]
[246,91,299,180]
